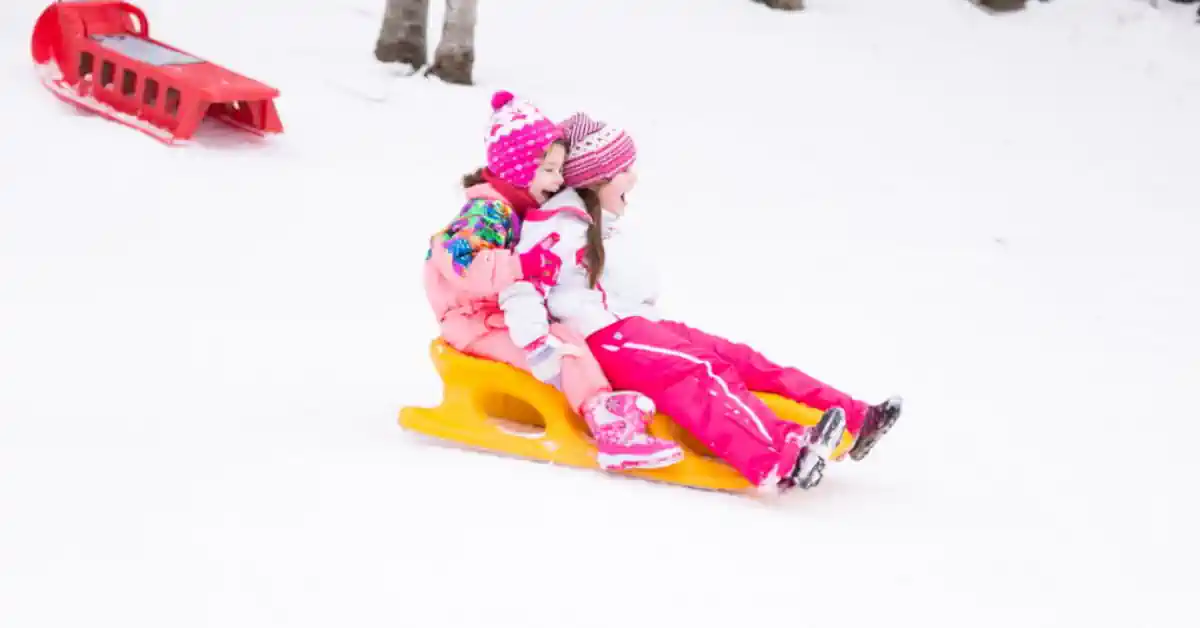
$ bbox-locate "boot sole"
[848,405,901,461]
[598,446,685,471]
[789,408,847,489]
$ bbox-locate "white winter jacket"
[499,188,661,347]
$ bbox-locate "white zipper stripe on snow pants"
[615,341,773,443]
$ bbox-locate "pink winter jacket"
[423,184,525,349]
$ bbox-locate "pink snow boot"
[582,391,684,471]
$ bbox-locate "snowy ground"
[2,0,1198,626]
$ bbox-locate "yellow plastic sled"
[399,339,855,492]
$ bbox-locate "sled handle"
[70,1,150,39]
[115,2,149,38]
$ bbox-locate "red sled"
[30,1,283,145]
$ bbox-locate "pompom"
[491,90,515,111]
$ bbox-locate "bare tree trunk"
[757,0,804,10]
[375,0,430,69]
[429,0,478,85]
[973,0,1027,12]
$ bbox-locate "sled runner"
[30,1,283,145]
[399,339,855,492]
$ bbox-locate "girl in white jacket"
[500,113,902,491]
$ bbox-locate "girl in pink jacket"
[423,92,684,472]
[500,112,903,492]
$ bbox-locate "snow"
[1,0,1198,626]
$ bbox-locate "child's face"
[596,169,637,216]
[528,143,566,203]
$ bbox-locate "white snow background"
[1,0,1197,627]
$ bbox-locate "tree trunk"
[430,0,478,85]
[375,0,430,69]
[973,0,1027,12]
[757,0,804,10]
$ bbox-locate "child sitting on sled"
[497,111,903,492]
[422,91,684,471]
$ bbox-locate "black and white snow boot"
[846,396,903,461]
[783,407,847,490]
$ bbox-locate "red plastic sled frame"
[31,1,283,145]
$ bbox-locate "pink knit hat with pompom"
[485,91,563,188]
[559,112,637,189]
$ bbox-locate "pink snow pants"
[586,317,868,487]
[447,319,612,414]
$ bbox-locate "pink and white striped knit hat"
[559,112,637,189]
[485,90,563,188]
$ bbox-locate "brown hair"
[579,188,606,288]
[461,167,486,188]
